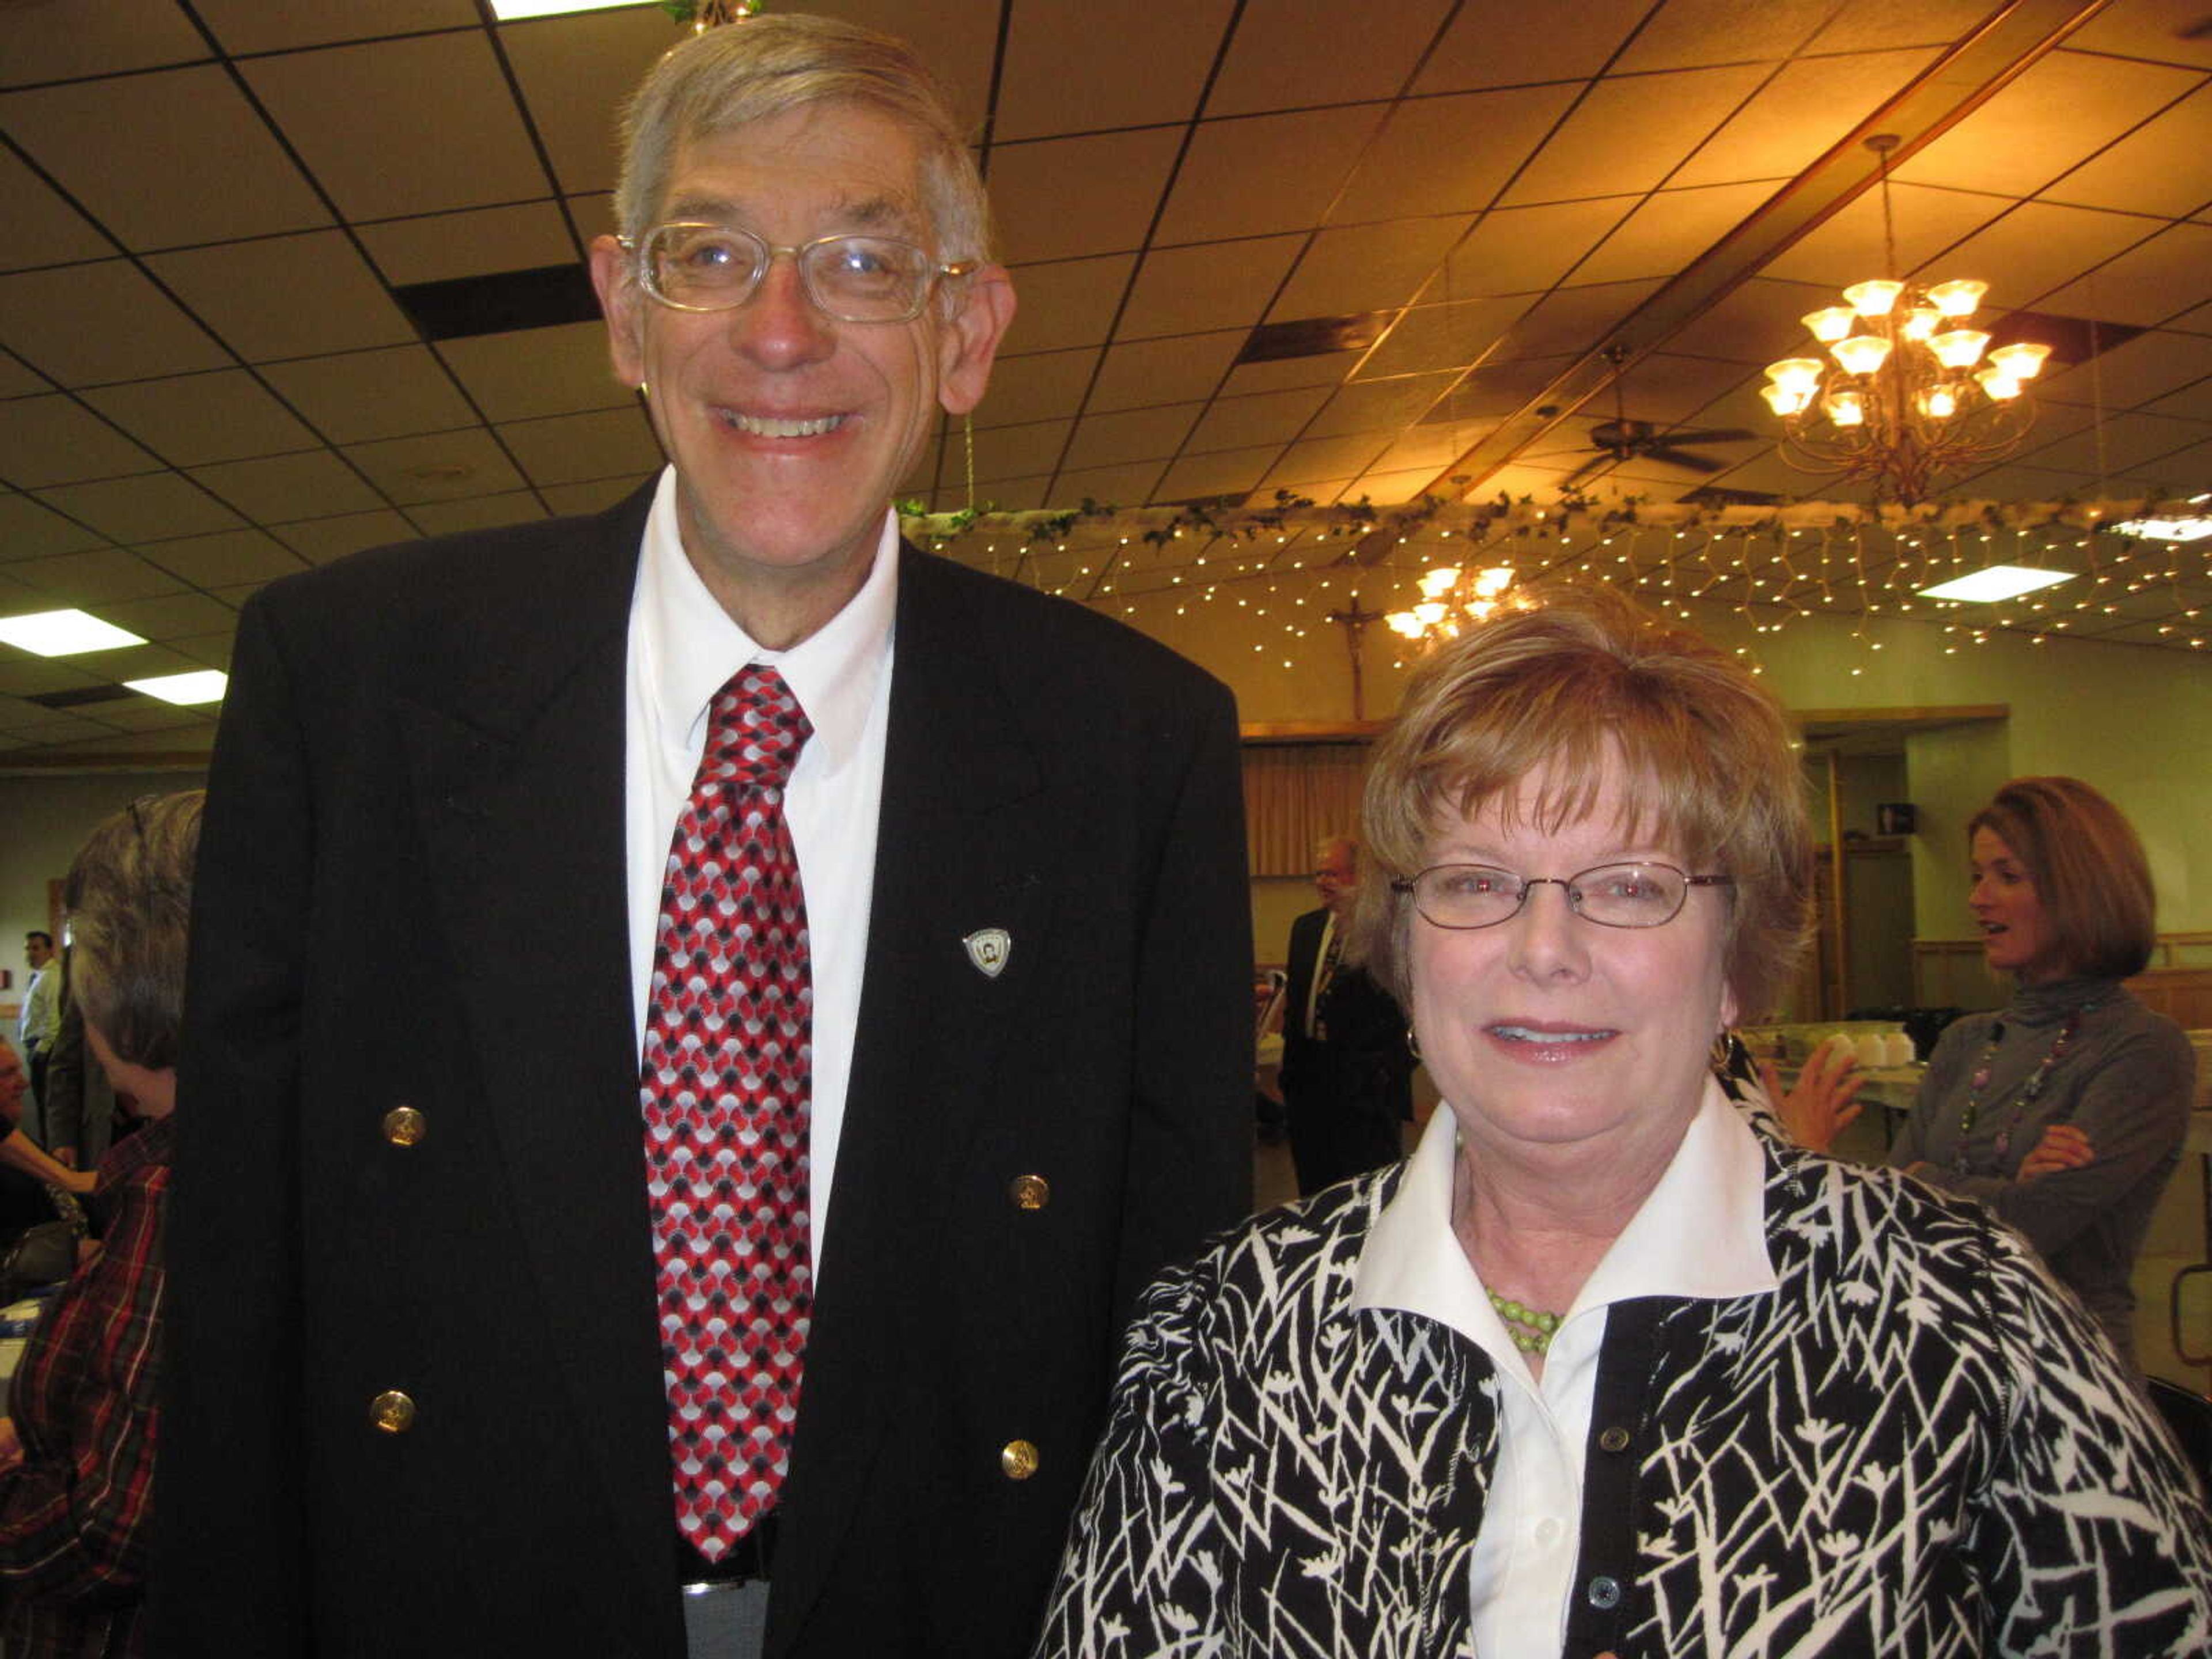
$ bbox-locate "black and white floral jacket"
[1033,1128,2212,1658]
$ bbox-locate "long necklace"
[1487,1289,1564,1355]
[1957,995,2107,1138]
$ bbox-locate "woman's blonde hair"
[1352,585,1812,1021]
[1969,776,2156,979]
[66,790,204,1071]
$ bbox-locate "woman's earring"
[1406,1024,1422,1063]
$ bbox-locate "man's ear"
[936,267,1017,416]
[589,235,648,390]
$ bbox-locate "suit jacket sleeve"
[155,593,315,1654]
[1116,676,1253,1323]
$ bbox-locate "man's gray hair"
[613,13,995,270]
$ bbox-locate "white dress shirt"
[624,466,896,1272]
[1349,1077,1778,1659]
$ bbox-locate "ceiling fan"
[1562,344,1758,488]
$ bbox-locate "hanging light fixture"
[1384,565,1521,644]
[1761,135,2050,503]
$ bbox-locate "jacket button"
[382,1105,427,1147]
[1000,1439,1040,1480]
[1586,1574,1622,1609]
[369,1390,418,1434]
[1008,1173,1050,1210]
[1597,1425,1631,1453]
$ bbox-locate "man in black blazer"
[158,17,1251,1658]
[1279,836,1412,1195]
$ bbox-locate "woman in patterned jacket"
[1033,587,2210,1659]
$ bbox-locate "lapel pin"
[963,928,1011,979]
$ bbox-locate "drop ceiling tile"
[2069,5,2212,67]
[498,407,664,488]
[2036,221,2212,327]
[145,233,416,362]
[359,204,581,288]
[1060,404,1204,473]
[958,475,1051,512]
[81,370,321,466]
[990,128,1184,265]
[1356,295,1531,380]
[1184,386,1332,453]
[406,493,548,537]
[969,421,1073,483]
[1,713,119,745]
[1570,180,1775,286]
[543,475,656,517]
[195,0,477,54]
[0,658,106,699]
[1491,279,1664,363]
[65,641,200,682]
[1118,235,1304,340]
[135,528,308,588]
[1441,197,1642,298]
[0,260,231,386]
[1349,467,1449,506]
[242,35,550,222]
[0,491,108,561]
[993,0,1232,141]
[1333,86,1583,225]
[1897,50,2204,198]
[1264,434,1390,487]
[1440,354,1577,419]
[2147,373,2212,423]
[0,395,158,488]
[1501,65,1771,207]
[100,591,239,641]
[1672,49,1940,191]
[1306,373,1458,440]
[1154,108,1387,245]
[976,349,1101,428]
[1416,0,1647,93]
[1664,275,1839,365]
[1207,0,1455,116]
[501,8,681,199]
[189,452,385,521]
[259,346,479,445]
[1760,183,2016,289]
[0,147,115,273]
[2,0,210,87]
[804,0,1002,143]
[3,67,329,251]
[1805,0,2015,54]
[0,355,47,398]
[86,698,220,734]
[268,509,419,565]
[1268,217,1471,323]
[1088,332,1246,413]
[1047,461,1168,508]
[2040,84,2212,219]
[1155,445,1282,503]
[1614,0,1839,70]
[3,545,185,607]
[1363,425,1482,476]
[2041,330,2212,412]
[32,474,243,544]
[436,322,629,423]
[343,430,527,506]
[1000,256,1137,353]
[170,630,238,669]
[2012,411,2211,476]
[1219,350,1361,397]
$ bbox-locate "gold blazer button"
[382,1105,427,1147]
[1597,1425,1631,1453]
[369,1390,418,1435]
[999,1439,1040,1481]
[1008,1173,1050,1211]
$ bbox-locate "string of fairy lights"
[897,497,2212,680]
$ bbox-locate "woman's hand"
[1762,1041,1865,1154]
[2018,1123,2094,1181]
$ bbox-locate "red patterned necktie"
[640,664,813,1560]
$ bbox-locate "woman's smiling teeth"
[1491,1024,1613,1044]
[724,411,847,438]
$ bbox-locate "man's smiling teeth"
[725,411,846,438]
[1492,1025,1611,1043]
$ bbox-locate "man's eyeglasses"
[1392,862,1733,931]
[623,222,975,323]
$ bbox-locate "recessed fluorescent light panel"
[1918,565,2075,603]
[487,0,643,18]
[125,671,229,706]
[2109,516,2212,543]
[0,609,147,656]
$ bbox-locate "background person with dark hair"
[0,790,200,1659]
[15,934,56,1141]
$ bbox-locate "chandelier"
[1760,134,2051,504]
[1384,564,1520,644]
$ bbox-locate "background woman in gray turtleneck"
[1892,778,2194,1368]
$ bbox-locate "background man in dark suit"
[159,16,1251,1658]
[1279,836,1412,1195]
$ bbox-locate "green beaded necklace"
[1487,1289,1565,1355]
